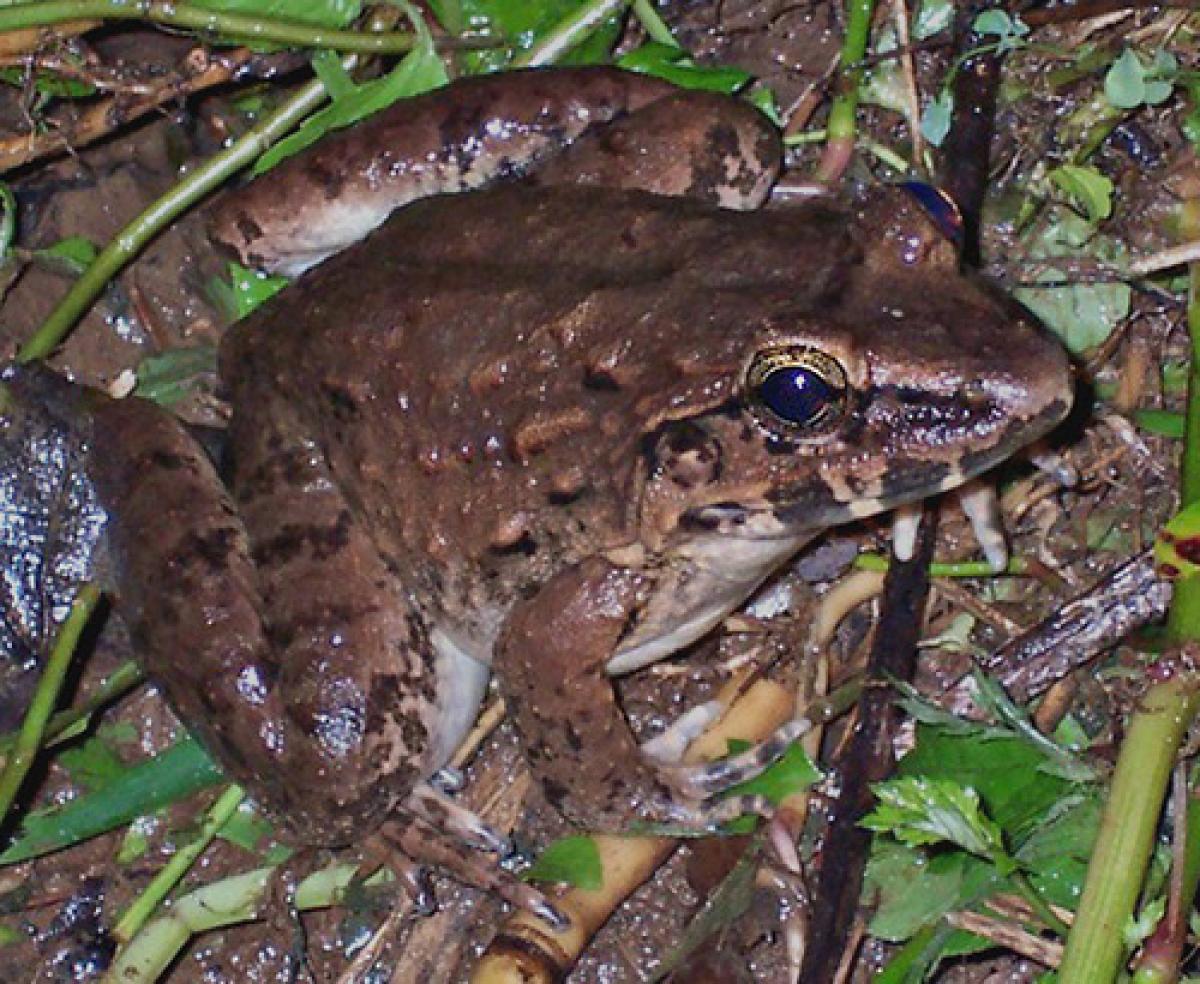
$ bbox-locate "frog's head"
[611,278,1071,672]
[640,304,1071,548]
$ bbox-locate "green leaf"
[1154,501,1200,579]
[0,65,94,98]
[1048,164,1113,223]
[1144,50,1177,105]
[217,802,277,853]
[617,42,752,94]
[972,10,1029,53]
[895,724,1083,843]
[207,262,289,319]
[133,346,218,407]
[913,0,953,41]
[866,841,1000,941]
[524,834,603,890]
[0,182,13,261]
[1012,207,1131,354]
[57,734,129,793]
[1126,894,1166,949]
[725,739,822,804]
[253,16,448,174]
[862,777,1007,864]
[1105,49,1147,110]
[921,89,953,147]
[0,737,224,864]
[452,0,624,73]
[1015,792,1102,909]
[36,234,97,275]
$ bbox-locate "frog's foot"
[652,713,818,801]
[407,781,513,856]
[380,817,568,929]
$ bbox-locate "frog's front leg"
[496,558,764,829]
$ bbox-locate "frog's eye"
[746,347,848,433]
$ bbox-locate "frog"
[7,67,1072,902]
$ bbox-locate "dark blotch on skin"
[251,511,353,567]
[321,382,362,422]
[878,460,951,504]
[176,525,240,572]
[234,212,263,244]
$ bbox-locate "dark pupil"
[758,366,836,426]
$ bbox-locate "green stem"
[513,0,627,68]
[113,784,246,943]
[19,62,335,361]
[0,583,101,821]
[853,552,1030,578]
[1058,678,1198,982]
[816,0,875,183]
[1060,202,1200,984]
[0,1,418,54]
[106,861,390,982]
[0,659,143,756]
[631,0,676,47]
[1131,771,1200,983]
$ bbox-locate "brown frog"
[10,68,1072,892]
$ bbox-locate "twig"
[0,46,256,173]
[798,508,936,982]
[18,55,337,359]
[0,19,98,57]
[472,679,802,983]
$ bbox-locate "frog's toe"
[381,817,568,929]
[654,715,815,800]
[408,782,513,855]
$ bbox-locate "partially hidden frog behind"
[9,68,1072,893]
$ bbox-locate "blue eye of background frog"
[757,365,838,426]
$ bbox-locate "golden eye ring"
[746,346,848,433]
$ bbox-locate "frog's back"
[222,186,857,606]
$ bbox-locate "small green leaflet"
[1013,207,1131,354]
[0,66,94,99]
[524,834,603,890]
[1104,48,1176,110]
[207,261,288,319]
[972,10,1029,53]
[1154,501,1200,579]
[1048,164,1113,224]
[921,90,953,147]
[0,182,13,260]
[720,738,821,834]
[618,42,752,94]
[37,235,98,275]
[133,346,219,408]
[862,777,1012,873]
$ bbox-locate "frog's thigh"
[530,90,781,209]
[83,391,291,793]
[495,557,674,828]
[228,395,438,833]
